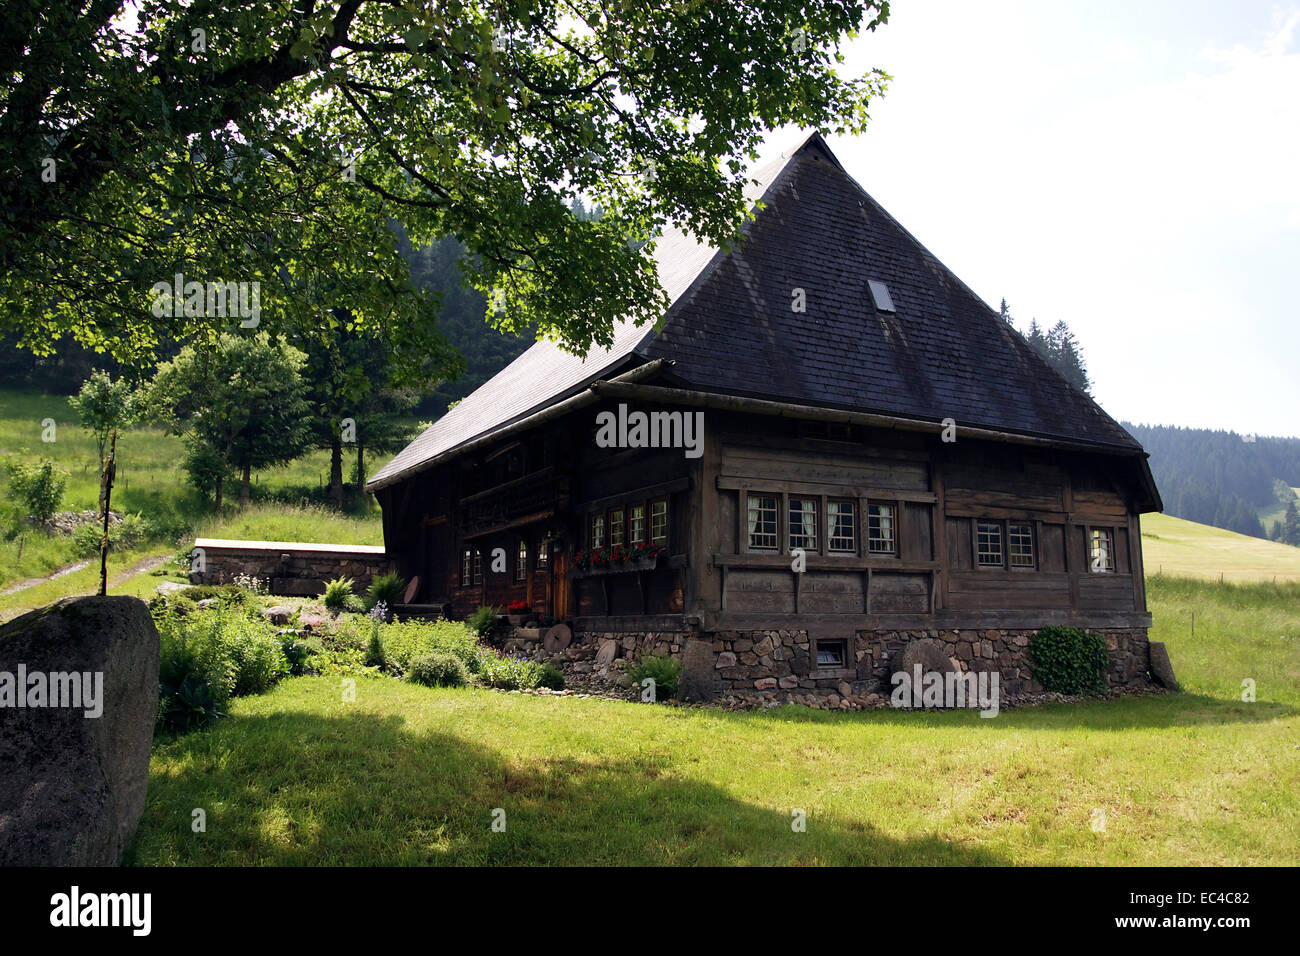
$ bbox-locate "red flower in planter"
[610,545,628,565]
[507,600,529,613]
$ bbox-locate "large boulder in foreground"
[0,596,159,866]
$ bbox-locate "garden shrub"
[5,458,68,523]
[322,576,357,612]
[367,570,407,609]
[536,662,566,691]
[625,653,682,701]
[378,619,482,675]
[1028,626,1108,695]
[364,630,387,670]
[477,652,545,690]
[155,604,290,732]
[406,651,470,688]
[467,604,501,638]
[279,634,322,676]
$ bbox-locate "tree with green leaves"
[298,313,433,509]
[146,332,312,512]
[68,370,139,509]
[2,1,890,374]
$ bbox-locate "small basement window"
[815,638,848,668]
[867,279,895,312]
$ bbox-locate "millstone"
[542,623,572,653]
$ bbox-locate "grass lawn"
[130,574,1300,866]
[1141,512,1300,582]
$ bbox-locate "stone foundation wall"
[501,623,1152,709]
[189,537,393,597]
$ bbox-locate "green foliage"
[155,604,289,731]
[1029,626,1108,696]
[367,570,407,608]
[376,619,482,676]
[322,577,357,611]
[406,651,470,688]
[536,662,566,691]
[626,653,682,701]
[467,605,501,638]
[146,333,313,511]
[1,2,889,375]
[364,629,387,670]
[477,653,547,691]
[5,459,68,523]
[68,371,137,470]
[280,635,323,677]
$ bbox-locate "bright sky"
[760,0,1300,439]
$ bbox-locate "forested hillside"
[1124,423,1300,543]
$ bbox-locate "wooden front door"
[552,550,572,621]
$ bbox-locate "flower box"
[579,554,659,576]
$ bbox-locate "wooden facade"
[375,396,1156,641]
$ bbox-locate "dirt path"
[0,560,91,596]
[0,553,170,601]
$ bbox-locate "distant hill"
[1141,513,1300,582]
[1124,423,1300,543]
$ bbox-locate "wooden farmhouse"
[367,134,1163,704]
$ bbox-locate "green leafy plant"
[477,652,547,691]
[1029,626,1108,695]
[367,570,407,608]
[5,459,68,524]
[536,662,566,691]
[364,629,387,670]
[626,653,682,701]
[406,651,470,688]
[467,605,502,638]
[322,576,358,612]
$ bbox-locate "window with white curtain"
[788,497,818,551]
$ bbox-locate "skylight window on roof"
[868,280,895,312]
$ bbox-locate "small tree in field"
[6,459,69,525]
[147,333,312,513]
[69,370,138,510]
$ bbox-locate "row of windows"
[974,520,1117,573]
[590,498,669,549]
[461,539,550,587]
[745,493,895,556]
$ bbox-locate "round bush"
[1028,626,1107,695]
[536,662,565,691]
[406,651,470,688]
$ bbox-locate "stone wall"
[501,623,1153,710]
[189,537,392,597]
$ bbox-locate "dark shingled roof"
[370,134,1143,491]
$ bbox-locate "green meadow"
[125,573,1299,866]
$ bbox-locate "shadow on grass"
[130,709,1008,866]
[709,690,1295,732]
